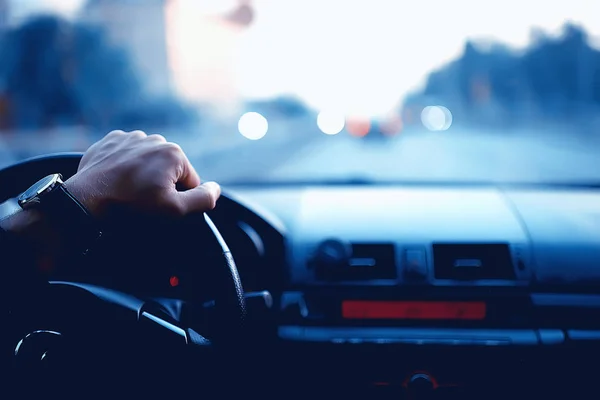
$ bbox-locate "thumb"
[175,181,221,214]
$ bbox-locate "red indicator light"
[37,256,54,274]
[169,276,180,287]
[342,301,486,320]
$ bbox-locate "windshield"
[1,0,599,185]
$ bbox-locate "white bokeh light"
[421,106,453,131]
[317,111,345,135]
[440,106,453,130]
[238,112,268,140]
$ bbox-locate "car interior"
[3,152,600,400]
[3,1,600,399]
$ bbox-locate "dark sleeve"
[0,227,50,369]
[0,227,49,312]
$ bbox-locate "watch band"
[40,183,102,256]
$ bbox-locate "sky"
[7,0,600,117]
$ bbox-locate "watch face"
[18,174,61,205]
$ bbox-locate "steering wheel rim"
[0,152,247,343]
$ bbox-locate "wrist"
[64,177,104,219]
[4,174,103,275]
[19,174,103,257]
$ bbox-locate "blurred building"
[81,0,172,96]
[0,0,7,31]
[2,0,80,27]
[0,0,8,129]
[166,0,253,116]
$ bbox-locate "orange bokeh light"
[346,118,371,137]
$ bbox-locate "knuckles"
[158,142,184,162]
[129,130,147,138]
[147,134,167,142]
[162,142,183,154]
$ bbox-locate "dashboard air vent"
[349,243,396,278]
[311,241,397,281]
[433,243,515,280]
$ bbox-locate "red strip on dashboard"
[342,301,486,320]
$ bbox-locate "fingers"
[157,142,201,189]
[157,140,214,214]
[129,130,147,138]
[173,181,221,214]
[178,153,201,189]
[118,131,200,189]
[104,130,148,141]
[147,134,167,142]
[106,129,126,138]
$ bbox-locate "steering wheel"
[1,153,249,395]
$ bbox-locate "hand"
[0,130,220,272]
[66,130,221,218]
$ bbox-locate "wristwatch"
[17,173,102,256]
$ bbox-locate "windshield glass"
[1,0,599,185]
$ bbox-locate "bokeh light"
[421,106,453,131]
[380,114,403,136]
[346,118,371,137]
[238,112,268,140]
[317,111,345,135]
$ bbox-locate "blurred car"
[354,116,403,140]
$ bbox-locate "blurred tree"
[411,23,600,128]
[70,22,142,129]
[0,16,82,128]
[0,15,196,131]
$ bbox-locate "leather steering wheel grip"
[203,213,247,336]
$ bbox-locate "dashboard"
[215,184,600,399]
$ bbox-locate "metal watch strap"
[40,183,102,256]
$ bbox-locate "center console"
[258,186,600,398]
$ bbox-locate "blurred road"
[2,124,600,185]
[192,128,600,184]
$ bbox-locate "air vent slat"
[349,243,397,279]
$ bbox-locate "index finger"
[177,147,201,190]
